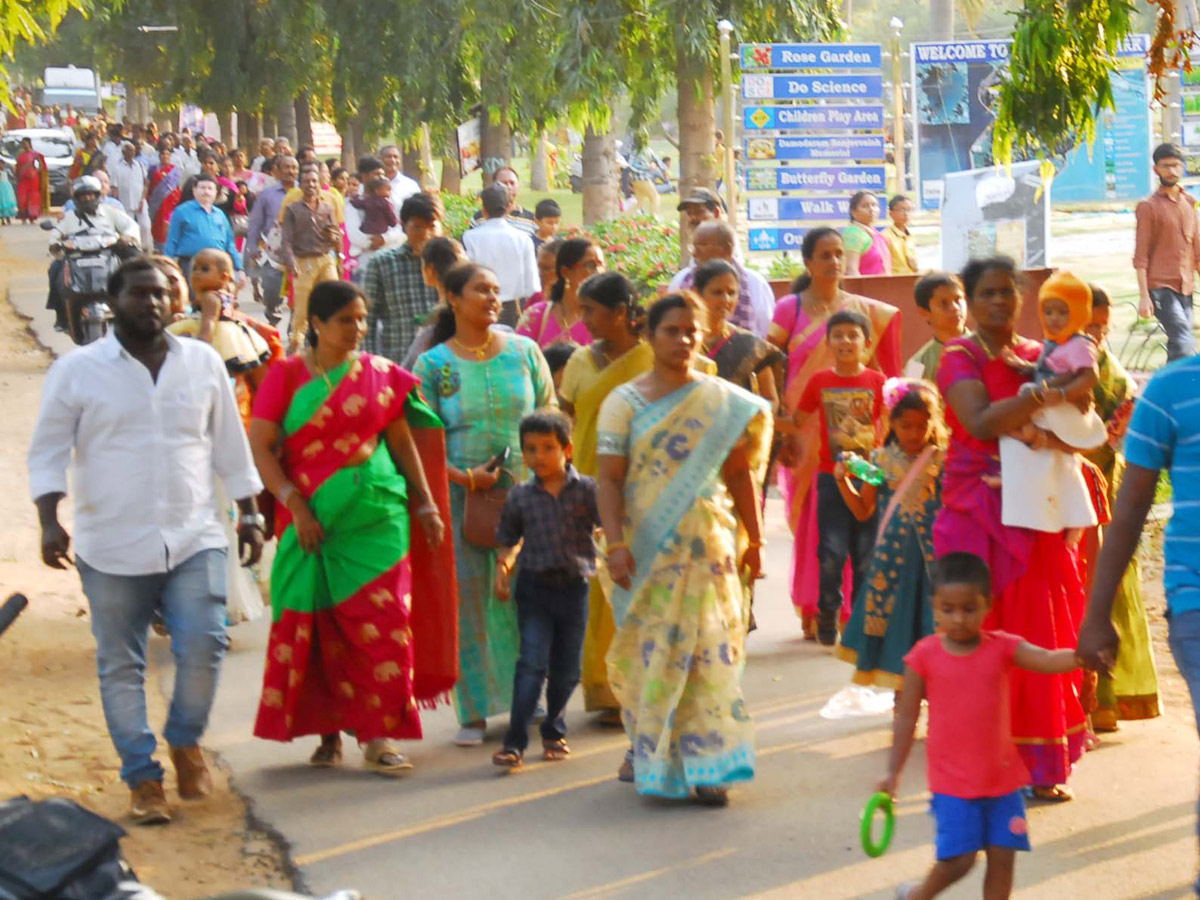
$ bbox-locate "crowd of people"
[19,117,1200,900]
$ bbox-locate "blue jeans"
[256,264,286,326]
[1150,287,1196,361]
[503,570,589,753]
[77,549,229,787]
[816,472,877,632]
[1169,609,1200,896]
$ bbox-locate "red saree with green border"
[253,353,457,743]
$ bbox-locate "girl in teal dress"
[411,262,556,746]
[0,162,16,224]
[835,379,945,689]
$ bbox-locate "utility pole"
[891,17,907,196]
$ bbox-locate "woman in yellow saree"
[559,272,653,720]
[596,292,771,805]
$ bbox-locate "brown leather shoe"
[130,780,171,825]
[170,745,213,800]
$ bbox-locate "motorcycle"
[41,220,119,345]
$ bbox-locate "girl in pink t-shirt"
[879,552,1080,900]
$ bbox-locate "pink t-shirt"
[904,631,1031,798]
[1045,333,1098,375]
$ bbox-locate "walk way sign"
[746,134,886,161]
[743,104,886,131]
[740,43,883,70]
[742,74,884,101]
[747,196,852,221]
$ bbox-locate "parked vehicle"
[0,128,79,205]
[40,65,103,114]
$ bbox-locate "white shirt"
[462,217,539,302]
[52,203,141,246]
[668,261,776,338]
[101,140,124,173]
[388,171,421,213]
[344,191,404,263]
[172,147,202,177]
[111,158,146,213]
[28,333,262,576]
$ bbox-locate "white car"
[0,128,80,205]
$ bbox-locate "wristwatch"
[238,513,267,531]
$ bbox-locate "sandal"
[1027,785,1074,803]
[594,709,623,728]
[362,740,413,777]
[492,748,523,770]
[542,739,570,761]
[617,748,634,783]
[309,735,343,768]
[695,786,730,807]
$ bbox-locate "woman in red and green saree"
[250,280,458,775]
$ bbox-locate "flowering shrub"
[567,215,680,299]
[441,193,478,241]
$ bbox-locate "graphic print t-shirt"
[798,367,886,473]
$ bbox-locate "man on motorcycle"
[47,177,141,333]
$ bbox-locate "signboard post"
[740,41,886,255]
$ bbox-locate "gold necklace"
[312,350,345,391]
[453,332,493,360]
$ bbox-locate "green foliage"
[766,254,804,281]
[568,215,680,298]
[0,0,86,108]
[992,0,1136,174]
[441,192,478,241]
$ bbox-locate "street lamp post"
[718,19,738,228]
[890,17,907,196]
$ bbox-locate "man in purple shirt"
[242,155,298,325]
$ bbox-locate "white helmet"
[72,176,102,196]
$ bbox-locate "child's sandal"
[542,739,570,761]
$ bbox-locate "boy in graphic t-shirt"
[879,553,1080,900]
[796,309,886,645]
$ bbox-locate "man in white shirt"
[29,258,264,827]
[171,131,202,177]
[379,145,421,212]
[101,123,125,173]
[250,137,275,172]
[111,141,147,218]
[345,155,405,269]
[667,220,775,338]
[462,183,539,325]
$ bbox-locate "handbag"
[462,467,513,549]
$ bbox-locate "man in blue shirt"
[164,174,245,289]
[1080,356,1200,894]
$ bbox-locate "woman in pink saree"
[768,227,902,637]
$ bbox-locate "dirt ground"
[0,238,291,898]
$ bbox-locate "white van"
[40,66,103,114]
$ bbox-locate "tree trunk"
[217,110,235,147]
[276,101,298,148]
[530,129,549,191]
[930,0,954,38]
[350,115,368,162]
[402,142,424,181]
[419,124,436,190]
[244,112,261,148]
[341,123,357,170]
[676,46,717,259]
[581,125,619,226]
[479,69,511,185]
[441,155,462,195]
[294,92,314,150]
[263,115,277,141]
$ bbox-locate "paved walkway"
[4,223,1197,900]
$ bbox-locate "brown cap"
[677,187,723,211]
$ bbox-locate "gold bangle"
[606,541,629,554]
[747,539,764,549]
[467,469,476,492]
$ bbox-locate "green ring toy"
[861,791,895,858]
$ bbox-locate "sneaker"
[130,780,171,825]
[170,745,213,799]
[453,725,485,747]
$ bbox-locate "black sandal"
[695,786,730,807]
[309,735,342,768]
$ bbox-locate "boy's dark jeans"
[503,569,589,753]
[816,472,877,635]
